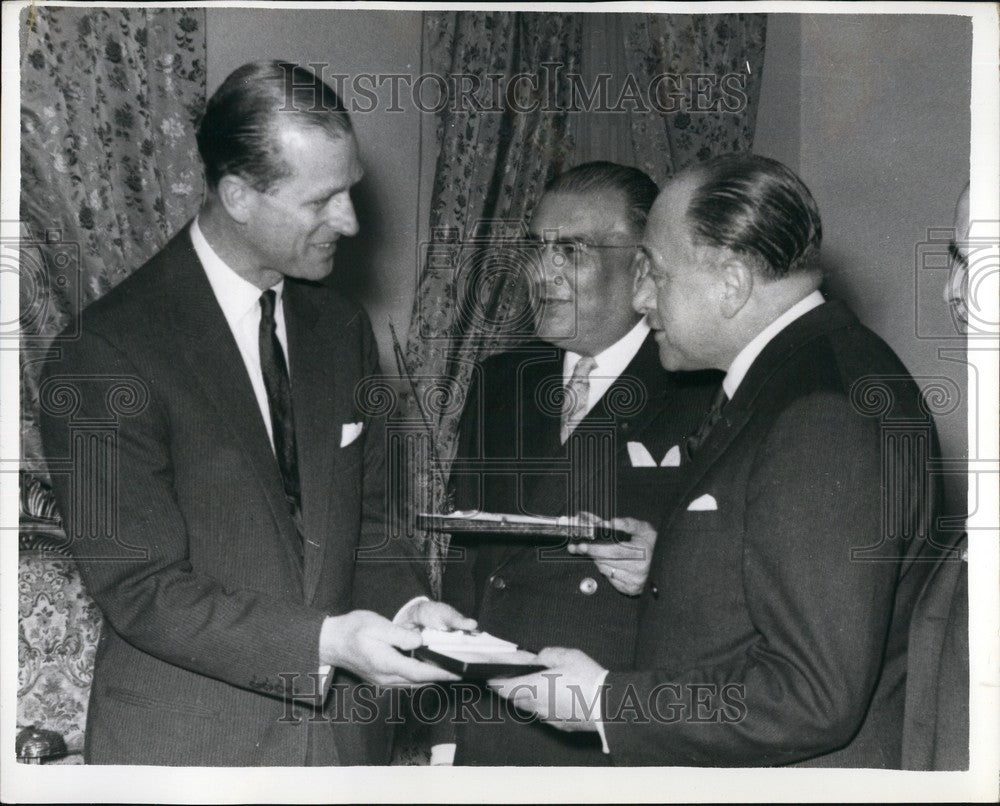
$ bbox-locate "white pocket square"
[660,445,681,467]
[687,493,718,511]
[627,441,657,467]
[340,421,364,447]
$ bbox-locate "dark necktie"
[686,384,729,460]
[259,290,302,524]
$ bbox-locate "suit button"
[579,577,598,595]
[620,421,630,432]
[650,582,659,598]
[490,575,506,590]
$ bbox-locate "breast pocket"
[612,466,691,523]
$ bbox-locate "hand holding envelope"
[567,513,658,596]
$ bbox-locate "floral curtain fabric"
[402,11,583,589]
[623,14,767,184]
[20,6,206,480]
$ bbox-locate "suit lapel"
[283,281,343,604]
[660,301,857,532]
[546,334,673,515]
[168,230,305,585]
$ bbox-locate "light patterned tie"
[561,355,598,443]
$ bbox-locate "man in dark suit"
[39,61,472,766]
[438,162,719,765]
[494,153,945,767]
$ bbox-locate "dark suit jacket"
[442,335,721,765]
[902,534,969,770]
[601,300,944,767]
[39,225,424,766]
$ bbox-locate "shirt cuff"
[429,743,456,765]
[394,595,430,625]
[317,664,332,691]
[594,669,611,754]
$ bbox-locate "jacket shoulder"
[73,225,195,342]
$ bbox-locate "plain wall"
[206,9,425,370]
[754,13,972,513]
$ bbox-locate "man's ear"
[718,257,753,319]
[216,174,256,225]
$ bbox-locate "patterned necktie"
[259,290,302,527]
[561,355,598,443]
[686,384,729,460]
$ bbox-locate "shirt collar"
[564,317,651,380]
[190,216,283,326]
[723,290,825,399]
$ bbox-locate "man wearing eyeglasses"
[436,161,720,765]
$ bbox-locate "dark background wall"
[206,10,972,510]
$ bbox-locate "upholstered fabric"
[18,553,101,758]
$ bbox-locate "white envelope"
[627,441,657,467]
[687,493,718,511]
[340,421,364,447]
[660,445,681,467]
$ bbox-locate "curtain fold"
[403,12,583,589]
[19,7,206,481]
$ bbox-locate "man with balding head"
[495,153,944,767]
[440,162,719,765]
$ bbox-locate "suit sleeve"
[602,392,904,765]
[39,329,327,701]
[350,313,430,616]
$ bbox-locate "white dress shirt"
[563,318,651,418]
[190,218,287,452]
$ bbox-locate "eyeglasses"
[526,238,640,261]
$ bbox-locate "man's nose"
[632,273,654,315]
[326,194,359,237]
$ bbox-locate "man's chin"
[656,342,684,372]
[535,312,576,344]
[287,260,336,283]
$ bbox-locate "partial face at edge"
[944,182,971,331]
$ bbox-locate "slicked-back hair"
[197,60,353,193]
[684,153,822,280]
[544,161,659,235]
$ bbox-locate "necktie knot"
[561,355,598,443]
[259,289,277,322]
[686,384,729,459]
[570,355,597,383]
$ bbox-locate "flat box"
[412,646,545,679]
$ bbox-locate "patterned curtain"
[623,14,767,184]
[401,11,583,589]
[19,7,206,484]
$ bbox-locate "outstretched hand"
[318,610,461,687]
